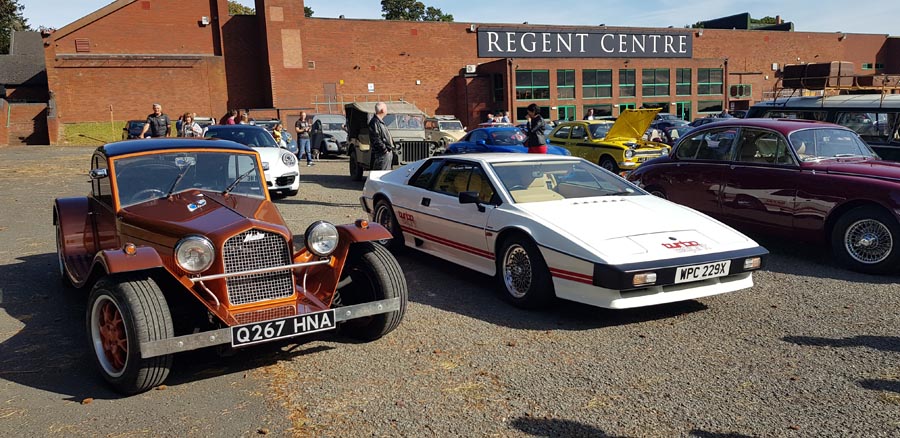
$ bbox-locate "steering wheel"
[130,188,166,204]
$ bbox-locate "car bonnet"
[604,108,662,141]
[513,195,756,264]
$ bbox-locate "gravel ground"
[0,146,898,437]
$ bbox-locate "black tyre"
[56,222,74,288]
[495,234,554,309]
[87,274,173,394]
[831,206,900,274]
[599,156,619,173]
[349,151,364,181]
[373,199,404,250]
[334,242,407,341]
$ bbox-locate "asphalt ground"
[0,146,898,437]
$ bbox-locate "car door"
[467,130,490,153]
[548,125,571,149]
[722,128,801,235]
[411,160,497,274]
[659,126,736,218]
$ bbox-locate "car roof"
[345,101,425,115]
[99,138,254,157]
[557,120,615,126]
[689,117,837,134]
[431,153,580,164]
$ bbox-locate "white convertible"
[361,153,768,309]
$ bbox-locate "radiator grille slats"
[399,141,432,163]
[223,229,294,305]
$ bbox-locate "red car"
[628,118,900,274]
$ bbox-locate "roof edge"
[51,0,138,41]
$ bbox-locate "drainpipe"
[723,57,730,112]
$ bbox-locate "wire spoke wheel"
[503,244,533,298]
[844,218,893,264]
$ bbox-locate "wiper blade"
[222,168,256,196]
[601,191,634,196]
[165,164,193,198]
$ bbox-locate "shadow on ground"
[509,416,628,438]
[0,253,338,400]
[782,335,900,353]
[395,250,708,331]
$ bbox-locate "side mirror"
[89,168,108,179]
[459,191,485,212]
[475,140,487,146]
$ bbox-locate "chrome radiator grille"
[223,229,294,306]
[398,141,432,163]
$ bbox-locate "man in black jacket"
[368,102,395,170]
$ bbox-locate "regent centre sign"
[477,29,692,58]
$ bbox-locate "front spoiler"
[139,297,401,358]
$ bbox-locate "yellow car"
[548,109,670,174]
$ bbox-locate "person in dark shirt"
[368,102,395,171]
[139,103,171,138]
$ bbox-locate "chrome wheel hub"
[503,245,532,298]
[845,219,892,264]
[374,205,393,245]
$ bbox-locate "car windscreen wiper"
[601,190,635,197]
[222,168,256,196]
[165,164,193,198]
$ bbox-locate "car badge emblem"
[244,232,266,243]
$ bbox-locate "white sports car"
[204,125,300,196]
[360,153,768,309]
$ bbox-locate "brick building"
[7,0,899,145]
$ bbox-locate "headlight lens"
[175,236,215,273]
[305,221,339,257]
[625,149,635,159]
[282,152,297,166]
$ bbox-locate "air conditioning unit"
[465,64,477,74]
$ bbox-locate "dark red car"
[628,118,900,274]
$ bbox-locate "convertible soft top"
[99,138,254,157]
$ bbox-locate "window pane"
[698,100,723,113]
[516,71,531,86]
[559,87,575,99]
[533,71,549,87]
[620,85,635,97]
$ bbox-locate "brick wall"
[0,99,8,146]
[7,103,49,145]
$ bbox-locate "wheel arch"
[493,225,536,260]
[824,199,898,242]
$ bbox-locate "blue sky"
[21,0,900,36]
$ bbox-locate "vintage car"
[361,153,767,310]
[425,115,467,148]
[548,109,670,174]
[55,139,408,394]
[627,118,900,274]
[310,113,349,156]
[122,120,147,140]
[445,127,570,155]
[346,101,443,180]
[203,124,300,196]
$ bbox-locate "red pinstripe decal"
[549,267,594,285]
[401,226,495,260]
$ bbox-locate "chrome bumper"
[139,297,402,358]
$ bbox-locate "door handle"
[421,197,431,207]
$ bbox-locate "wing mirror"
[89,168,108,179]
[459,191,486,212]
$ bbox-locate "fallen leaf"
[81,398,93,405]
[506,340,517,347]
[155,385,167,391]
[257,427,270,435]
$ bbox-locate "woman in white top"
[179,112,202,137]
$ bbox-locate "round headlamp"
[282,152,297,166]
[304,221,339,257]
[625,148,635,159]
[175,236,215,273]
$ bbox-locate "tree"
[381,0,453,22]
[750,16,780,25]
[1,0,31,55]
[227,0,254,15]
[305,6,314,18]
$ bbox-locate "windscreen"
[205,128,278,147]
[491,160,643,203]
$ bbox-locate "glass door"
[675,101,692,121]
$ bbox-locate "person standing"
[139,103,171,138]
[273,122,286,147]
[524,103,547,154]
[179,112,202,137]
[368,102,395,171]
[584,108,595,120]
[225,109,237,125]
[500,111,511,123]
[295,111,313,166]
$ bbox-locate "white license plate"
[231,309,336,347]
[674,260,731,284]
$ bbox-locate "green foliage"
[0,0,30,55]
[381,0,453,22]
[227,0,255,16]
[751,16,780,25]
[61,121,177,146]
[305,6,314,18]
